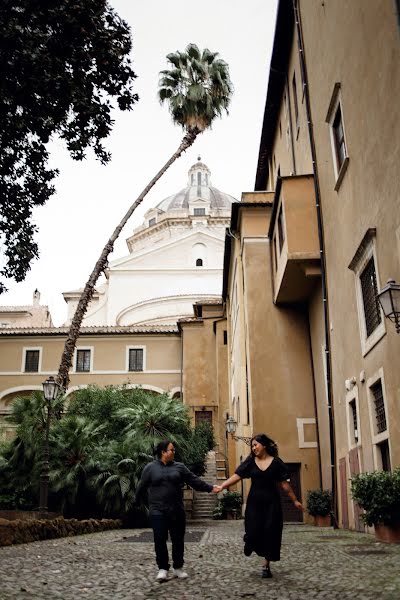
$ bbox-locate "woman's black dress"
[235,455,289,561]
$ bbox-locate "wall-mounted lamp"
[377,278,400,333]
[225,415,252,445]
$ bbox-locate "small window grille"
[333,104,347,170]
[277,206,285,252]
[360,257,381,337]
[273,236,278,271]
[194,208,205,216]
[292,72,299,127]
[25,350,39,372]
[129,349,143,372]
[349,399,358,443]
[76,349,91,372]
[371,380,387,434]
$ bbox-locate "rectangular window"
[370,380,387,434]
[360,257,382,337]
[76,349,91,372]
[277,206,285,252]
[194,208,205,216]
[24,350,40,373]
[326,84,349,190]
[223,330,228,345]
[349,399,358,444]
[129,348,144,372]
[292,72,299,128]
[148,217,156,226]
[332,104,346,170]
[377,440,391,472]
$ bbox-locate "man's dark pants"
[150,509,186,570]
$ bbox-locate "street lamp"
[377,278,400,334]
[39,376,60,513]
[225,415,237,435]
[225,415,252,445]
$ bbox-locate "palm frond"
[158,42,232,131]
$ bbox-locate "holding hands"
[211,485,223,493]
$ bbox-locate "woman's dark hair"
[250,434,278,457]
[155,440,172,458]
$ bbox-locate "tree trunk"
[57,128,199,392]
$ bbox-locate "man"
[135,439,219,582]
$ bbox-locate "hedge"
[0,517,121,546]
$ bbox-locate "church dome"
[156,158,237,211]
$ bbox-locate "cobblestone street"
[1,521,400,600]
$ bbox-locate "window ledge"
[361,325,386,357]
[334,156,349,191]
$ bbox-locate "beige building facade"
[0,325,181,439]
[249,0,400,529]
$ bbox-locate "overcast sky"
[1,0,278,326]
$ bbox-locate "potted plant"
[212,490,242,520]
[306,489,332,526]
[351,467,400,543]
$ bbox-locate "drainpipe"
[180,327,184,402]
[292,0,338,527]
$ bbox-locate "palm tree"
[117,392,191,455]
[57,43,232,391]
[90,438,151,517]
[48,415,106,514]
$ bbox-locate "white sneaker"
[156,569,168,582]
[172,568,188,579]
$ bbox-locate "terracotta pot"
[314,514,331,527]
[374,522,400,543]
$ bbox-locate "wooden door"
[348,447,364,532]
[280,463,303,523]
[339,457,349,529]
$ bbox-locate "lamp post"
[39,376,60,513]
[377,278,400,333]
[225,415,252,445]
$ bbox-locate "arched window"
[192,242,206,266]
[197,172,202,185]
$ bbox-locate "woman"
[218,433,303,578]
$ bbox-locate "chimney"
[33,289,40,307]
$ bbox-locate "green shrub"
[213,490,242,519]
[306,489,332,517]
[350,468,400,526]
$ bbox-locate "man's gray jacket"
[135,459,213,515]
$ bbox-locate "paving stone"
[0,522,400,599]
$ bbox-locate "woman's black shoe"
[262,567,272,579]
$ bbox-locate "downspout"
[292,0,338,526]
[180,327,184,402]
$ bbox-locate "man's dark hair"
[155,440,172,458]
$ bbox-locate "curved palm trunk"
[57,128,200,391]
